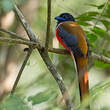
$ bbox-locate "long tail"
[70,51,89,101]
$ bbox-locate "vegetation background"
[0,0,110,110]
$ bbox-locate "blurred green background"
[1,0,110,110]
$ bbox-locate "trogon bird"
[55,13,89,101]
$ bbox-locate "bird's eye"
[63,15,67,19]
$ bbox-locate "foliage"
[0,95,30,110]
[28,90,58,105]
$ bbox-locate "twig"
[91,52,110,64]
[45,0,51,51]
[48,48,110,64]
[0,28,29,41]
[11,49,32,94]
[14,4,37,42]
[48,48,69,55]
[0,37,36,46]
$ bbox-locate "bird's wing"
[57,23,84,57]
[58,21,89,57]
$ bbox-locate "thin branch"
[48,48,110,64]
[48,48,69,55]
[11,49,32,94]
[91,52,110,64]
[0,37,36,46]
[14,4,37,42]
[45,0,51,51]
[0,28,29,41]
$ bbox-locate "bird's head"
[55,13,75,25]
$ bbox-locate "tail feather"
[70,51,89,101]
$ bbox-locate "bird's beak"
[55,16,65,21]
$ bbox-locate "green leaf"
[103,4,110,18]
[92,26,108,37]
[107,50,110,54]
[98,4,105,9]
[1,0,14,12]
[0,95,30,110]
[76,12,98,21]
[90,78,110,101]
[28,90,56,105]
[91,43,97,49]
[87,33,98,43]
[101,20,110,29]
[92,26,110,41]
[26,60,30,66]
[94,60,110,68]
[106,36,110,42]
[85,12,99,16]
[102,50,110,57]
[77,16,94,21]
[101,107,110,110]
[77,21,91,26]
[78,11,99,17]
[45,106,62,110]
[87,3,105,9]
